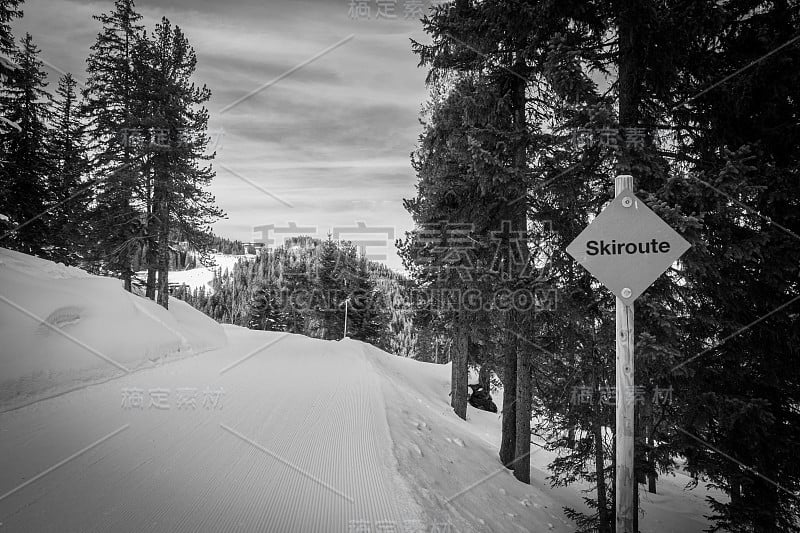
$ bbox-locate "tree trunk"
[146,266,156,299]
[145,228,156,300]
[156,222,169,309]
[509,57,532,485]
[644,395,656,494]
[155,191,170,309]
[450,316,468,420]
[499,321,517,468]
[513,311,532,483]
[636,406,646,484]
[617,0,644,174]
[478,363,491,390]
[752,482,778,533]
[145,164,156,300]
[594,407,611,533]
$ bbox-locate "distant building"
[242,242,265,255]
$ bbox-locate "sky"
[12,0,440,271]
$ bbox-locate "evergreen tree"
[346,254,384,343]
[408,0,578,481]
[46,73,91,264]
[313,236,346,339]
[664,2,800,530]
[0,0,22,118]
[131,18,223,309]
[82,0,144,291]
[0,33,52,255]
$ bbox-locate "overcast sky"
[13,0,438,270]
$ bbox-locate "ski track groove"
[359,352,401,525]
[0,333,424,532]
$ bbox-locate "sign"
[566,188,690,302]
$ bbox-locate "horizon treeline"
[173,235,422,358]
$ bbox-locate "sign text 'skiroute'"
[565,187,691,302]
[586,239,671,256]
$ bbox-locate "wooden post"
[615,174,635,532]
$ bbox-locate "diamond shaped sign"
[566,188,690,302]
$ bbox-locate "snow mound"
[0,248,227,410]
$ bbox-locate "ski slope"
[0,248,722,532]
[0,329,426,532]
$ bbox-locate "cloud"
[12,0,434,272]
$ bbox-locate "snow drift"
[0,247,227,410]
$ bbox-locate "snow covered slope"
[0,250,720,532]
[0,247,227,410]
[360,340,723,533]
[0,328,425,533]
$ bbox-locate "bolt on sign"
[566,188,691,302]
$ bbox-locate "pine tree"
[663,2,800,530]
[82,0,144,291]
[313,236,345,339]
[0,33,52,256]
[0,0,22,119]
[347,254,384,343]
[46,73,91,264]
[410,0,571,480]
[131,18,223,309]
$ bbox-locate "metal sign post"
[566,174,690,532]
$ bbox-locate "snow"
[0,249,724,531]
[0,247,226,410]
[363,344,725,532]
[163,253,257,293]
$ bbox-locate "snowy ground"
[0,248,724,532]
[158,253,256,293]
[0,248,226,409]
